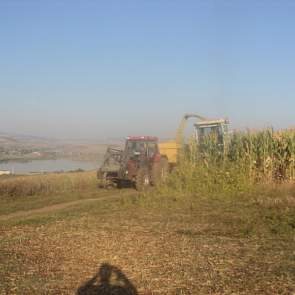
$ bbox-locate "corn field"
[194,128,295,183]
[168,128,295,197]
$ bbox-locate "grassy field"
[0,171,294,294]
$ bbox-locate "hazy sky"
[1,0,294,140]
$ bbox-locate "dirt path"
[0,190,136,221]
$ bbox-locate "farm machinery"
[97,136,169,190]
[98,114,230,190]
[159,114,230,166]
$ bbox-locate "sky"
[0,0,295,140]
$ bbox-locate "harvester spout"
[176,113,208,145]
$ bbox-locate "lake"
[0,159,101,174]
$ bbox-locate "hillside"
[0,133,118,162]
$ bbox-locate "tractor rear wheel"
[135,168,150,191]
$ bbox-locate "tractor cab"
[124,136,159,159]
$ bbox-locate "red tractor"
[97,136,169,190]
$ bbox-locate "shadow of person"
[77,263,138,295]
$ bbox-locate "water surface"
[0,159,101,174]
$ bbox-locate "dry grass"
[0,171,97,197]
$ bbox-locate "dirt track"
[0,190,136,221]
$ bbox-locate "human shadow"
[77,263,138,295]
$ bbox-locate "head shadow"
[77,263,138,295]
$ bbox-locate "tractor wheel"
[97,172,114,189]
[116,179,125,189]
[135,168,150,191]
[151,157,169,186]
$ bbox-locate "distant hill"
[0,132,115,162]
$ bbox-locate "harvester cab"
[158,114,230,166]
[194,118,230,147]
